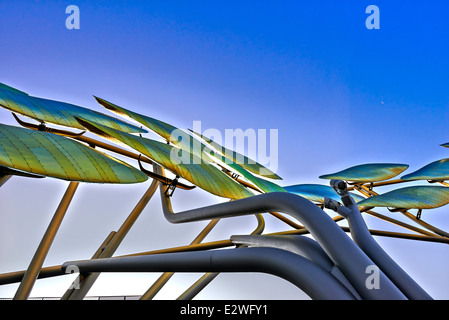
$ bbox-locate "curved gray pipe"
[156,173,406,299]
[337,195,432,300]
[230,234,334,272]
[62,247,357,300]
[230,234,362,300]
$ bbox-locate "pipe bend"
[63,247,357,300]
[158,178,406,299]
[344,201,432,300]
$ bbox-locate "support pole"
[62,177,159,300]
[0,174,11,188]
[139,218,220,300]
[13,181,79,300]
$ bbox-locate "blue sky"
[0,1,448,299]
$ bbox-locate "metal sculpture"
[0,82,448,300]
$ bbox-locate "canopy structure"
[0,84,448,301]
[75,117,254,199]
[94,96,282,181]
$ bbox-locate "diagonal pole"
[139,218,220,300]
[13,181,79,300]
[62,177,159,300]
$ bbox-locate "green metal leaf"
[284,184,365,203]
[189,129,282,180]
[95,96,181,144]
[356,186,449,209]
[0,84,146,134]
[319,163,409,183]
[75,117,255,199]
[95,96,283,182]
[0,123,148,184]
[0,83,29,96]
[401,159,449,181]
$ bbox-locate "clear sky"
[0,1,448,299]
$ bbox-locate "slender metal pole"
[13,181,79,300]
[175,209,266,300]
[139,218,221,300]
[0,174,11,188]
[139,165,264,300]
[62,177,159,300]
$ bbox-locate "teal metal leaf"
[189,129,282,180]
[356,186,449,209]
[95,96,283,182]
[94,96,181,144]
[401,159,449,181]
[0,83,29,96]
[319,163,409,183]
[284,184,365,203]
[0,123,148,184]
[0,84,146,134]
[75,117,255,199]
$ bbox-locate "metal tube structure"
[139,218,221,300]
[13,181,79,300]
[139,166,266,300]
[174,209,266,300]
[62,177,160,300]
[335,193,433,300]
[230,234,362,299]
[230,234,334,272]
[62,247,358,300]
[157,177,407,299]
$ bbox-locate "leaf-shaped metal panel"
[95,96,282,181]
[319,163,409,183]
[94,96,180,144]
[401,159,449,181]
[189,129,282,180]
[0,123,148,184]
[225,161,286,193]
[356,186,449,209]
[0,85,146,134]
[0,83,29,96]
[76,117,254,199]
[284,184,365,203]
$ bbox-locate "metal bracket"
[164,175,180,197]
[12,113,85,137]
[416,209,422,220]
[137,155,195,193]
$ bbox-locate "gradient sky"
[0,1,448,299]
